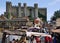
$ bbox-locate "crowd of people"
[4,18,60,43]
[10,36,26,43]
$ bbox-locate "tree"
[54,10,60,19]
[38,12,46,22]
[51,16,56,21]
[28,14,33,21]
[51,10,60,21]
[7,13,11,19]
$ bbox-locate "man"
[35,36,41,43]
[12,39,15,43]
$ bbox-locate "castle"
[4,2,47,20]
[0,2,47,30]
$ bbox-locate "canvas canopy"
[51,29,60,33]
[3,30,26,36]
[3,29,51,37]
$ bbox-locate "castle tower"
[6,2,12,14]
[34,3,38,19]
[6,2,12,19]
[23,3,27,17]
[18,3,21,17]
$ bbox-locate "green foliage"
[6,13,11,19]
[38,12,46,22]
[51,10,60,21]
[54,10,60,19]
[28,12,47,22]
[28,14,33,21]
[51,16,56,21]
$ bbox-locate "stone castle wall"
[5,2,47,19]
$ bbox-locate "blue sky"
[0,0,60,21]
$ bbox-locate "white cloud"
[0,8,5,15]
[48,0,60,6]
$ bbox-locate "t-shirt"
[45,36,49,42]
[35,37,40,42]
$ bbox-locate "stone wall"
[6,2,47,19]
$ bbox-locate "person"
[9,41,12,43]
[17,40,20,43]
[53,35,57,43]
[48,37,53,43]
[35,36,41,43]
[12,39,15,43]
[45,36,49,43]
[39,25,43,33]
[56,33,60,43]
[15,39,18,43]
[30,35,34,43]
[20,36,26,43]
